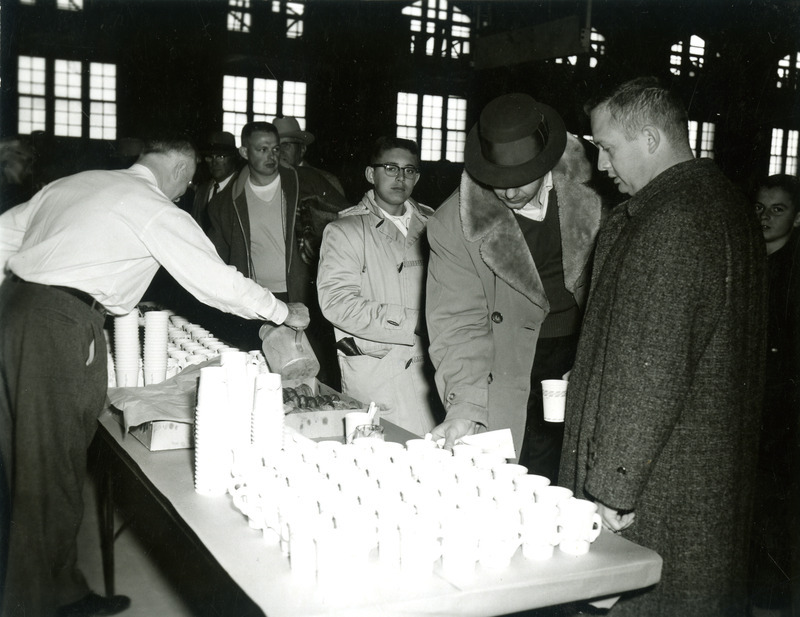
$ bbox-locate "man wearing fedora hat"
[273,116,345,196]
[426,93,602,481]
[191,131,241,231]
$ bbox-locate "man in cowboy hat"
[426,93,602,481]
[273,116,345,196]
[191,131,241,230]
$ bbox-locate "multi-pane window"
[272,1,304,39]
[18,56,116,139]
[688,120,715,159]
[776,52,800,90]
[89,63,117,140]
[769,128,799,175]
[396,91,467,162]
[18,55,46,134]
[402,0,471,59]
[228,0,252,33]
[222,75,307,143]
[670,35,705,77]
[54,59,82,137]
[56,0,83,9]
[554,28,604,68]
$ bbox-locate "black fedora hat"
[204,131,238,155]
[464,93,567,189]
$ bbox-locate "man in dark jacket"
[205,121,348,385]
[559,77,767,616]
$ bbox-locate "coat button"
[447,392,456,401]
[616,466,627,475]
[491,311,503,324]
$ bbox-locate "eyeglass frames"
[371,163,420,179]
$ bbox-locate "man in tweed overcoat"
[559,77,767,616]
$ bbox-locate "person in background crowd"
[749,174,800,617]
[273,116,346,196]
[317,136,444,436]
[206,121,348,386]
[559,77,767,616]
[191,131,240,231]
[0,137,309,617]
[0,136,37,214]
[425,93,602,480]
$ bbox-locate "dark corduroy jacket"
[560,158,768,616]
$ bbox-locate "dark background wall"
[1,0,799,208]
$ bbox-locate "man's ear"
[365,166,375,186]
[239,145,249,161]
[793,210,800,228]
[641,125,660,154]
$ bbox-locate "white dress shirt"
[0,164,288,322]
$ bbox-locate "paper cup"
[344,412,371,444]
[541,379,568,422]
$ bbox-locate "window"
[272,0,304,39]
[670,34,705,77]
[402,0,471,59]
[17,56,116,139]
[18,55,46,134]
[769,128,799,175]
[553,28,604,68]
[228,0,252,33]
[776,52,800,90]
[56,0,83,9]
[396,92,467,162]
[222,75,307,142]
[688,120,715,159]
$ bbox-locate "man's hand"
[429,418,482,451]
[283,302,310,329]
[596,502,635,533]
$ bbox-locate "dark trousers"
[517,334,579,484]
[0,277,108,616]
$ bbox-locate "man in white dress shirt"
[0,137,309,617]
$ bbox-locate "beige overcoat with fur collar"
[425,135,602,457]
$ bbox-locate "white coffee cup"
[557,497,602,556]
[520,502,561,560]
[534,485,573,507]
[344,411,371,444]
[541,379,568,422]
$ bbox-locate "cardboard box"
[282,378,366,440]
[130,420,193,451]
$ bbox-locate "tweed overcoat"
[559,158,767,616]
[426,134,602,458]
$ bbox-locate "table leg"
[99,464,115,596]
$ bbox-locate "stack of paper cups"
[220,351,252,459]
[252,372,284,459]
[143,310,169,385]
[113,311,140,387]
[194,366,230,496]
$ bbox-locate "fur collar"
[459,134,602,306]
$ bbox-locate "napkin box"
[130,420,193,451]
[282,378,366,440]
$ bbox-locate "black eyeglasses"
[205,154,233,162]
[372,163,420,179]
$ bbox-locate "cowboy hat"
[464,93,566,189]
[272,117,315,145]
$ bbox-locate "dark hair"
[241,122,279,145]
[584,77,689,145]
[757,174,800,211]
[140,137,197,160]
[370,136,419,165]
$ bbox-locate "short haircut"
[140,137,197,160]
[757,174,800,211]
[370,136,419,165]
[585,76,689,145]
[241,122,278,146]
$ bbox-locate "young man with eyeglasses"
[317,137,444,435]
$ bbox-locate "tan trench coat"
[317,191,441,436]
